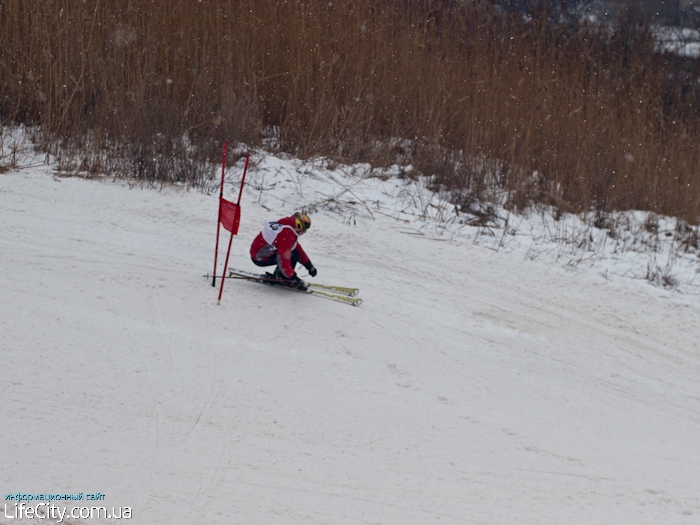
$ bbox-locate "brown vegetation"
[1,0,699,220]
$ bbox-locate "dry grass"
[1,0,699,220]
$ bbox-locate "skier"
[250,212,317,290]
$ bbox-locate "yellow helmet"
[294,212,311,234]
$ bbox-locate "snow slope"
[1,149,700,524]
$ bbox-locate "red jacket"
[250,215,310,278]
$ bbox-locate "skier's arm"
[295,244,311,266]
[294,244,316,276]
[274,230,299,278]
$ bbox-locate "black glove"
[304,262,317,277]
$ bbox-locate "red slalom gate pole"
[216,151,250,304]
[237,153,250,207]
[217,228,236,305]
[212,143,227,286]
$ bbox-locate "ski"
[302,289,362,307]
[306,282,359,297]
[227,268,359,297]
[219,269,362,307]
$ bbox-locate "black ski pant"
[251,249,300,274]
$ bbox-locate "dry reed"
[1,0,699,220]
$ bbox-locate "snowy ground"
[1,138,700,524]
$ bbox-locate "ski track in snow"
[1,150,700,525]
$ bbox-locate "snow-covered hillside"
[1,142,699,524]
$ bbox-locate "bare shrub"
[676,220,700,251]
